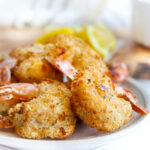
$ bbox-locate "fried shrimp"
[10,44,46,61]
[8,80,76,139]
[9,44,62,83]
[13,56,62,82]
[71,66,132,132]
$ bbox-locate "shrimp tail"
[109,63,128,84]
[115,85,149,115]
[0,58,17,86]
[0,83,39,102]
[46,57,77,80]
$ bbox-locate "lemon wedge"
[86,25,109,58]
[73,24,116,58]
[36,27,74,44]
[87,24,116,51]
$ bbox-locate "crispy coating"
[46,34,107,72]
[8,80,76,139]
[10,44,46,61]
[10,44,62,82]
[13,56,62,82]
[71,66,132,132]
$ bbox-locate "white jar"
[131,0,150,47]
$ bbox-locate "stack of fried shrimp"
[0,34,148,139]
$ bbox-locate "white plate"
[0,78,149,150]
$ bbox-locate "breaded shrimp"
[10,44,46,62]
[71,66,132,132]
[5,44,62,83]
[8,80,76,139]
[13,56,62,82]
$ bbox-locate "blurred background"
[0,0,150,79]
[0,0,130,28]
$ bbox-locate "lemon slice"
[86,24,116,58]
[88,24,116,50]
[86,25,108,58]
[73,24,116,58]
[36,27,74,44]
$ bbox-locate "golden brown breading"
[47,34,107,72]
[71,66,132,132]
[10,44,62,82]
[13,56,62,82]
[10,44,46,62]
[8,80,76,139]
